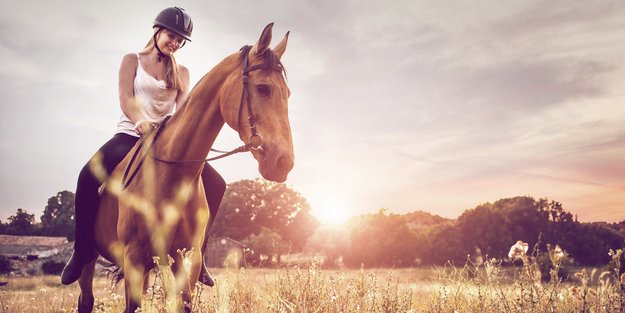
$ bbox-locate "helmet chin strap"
[153,29,167,62]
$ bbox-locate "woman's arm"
[118,53,151,135]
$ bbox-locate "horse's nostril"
[275,154,294,172]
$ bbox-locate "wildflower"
[508,240,528,259]
[551,244,565,263]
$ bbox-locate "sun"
[311,202,352,226]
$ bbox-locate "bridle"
[121,45,280,190]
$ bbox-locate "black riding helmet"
[153,7,193,41]
[152,7,193,61]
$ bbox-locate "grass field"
[1,256,624,312]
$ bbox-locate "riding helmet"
[153,7,193,41]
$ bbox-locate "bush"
[0,256,10,274]
[42,260,65,275]
[536,244,572,282]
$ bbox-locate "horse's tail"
[98,258,124,289]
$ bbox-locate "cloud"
[0,0,623,222]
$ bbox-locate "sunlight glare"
[311,201,352,226]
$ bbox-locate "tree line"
[2,183,624,268]
[321,197,625,268]
[0,190,76,239]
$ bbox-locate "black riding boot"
[198,164,226,287]
[61,165,100,285]
[61,134,138,285]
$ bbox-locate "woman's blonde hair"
[142,28,184,91]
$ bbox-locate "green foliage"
[305,226,350,268]
[344,209,418,268]
[418,221,466,265]
[243,227,289,266]
[41,260,65,275]
[210,179,318,252]
[424,196,625,267]
[0,256,11,274]
[563,222,623,266]
[456,196,551,259]
[3,208,37,235]
[535,244,572,282]
[40,190,76,240]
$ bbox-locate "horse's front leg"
[172,251,202,313]
[77,258,97,313]
[123,250,147,313]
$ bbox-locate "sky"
[0,0,623,223]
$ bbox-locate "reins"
[121,45,276,190]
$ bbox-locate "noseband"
[121,45,282,190]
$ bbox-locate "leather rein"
[121,45,275,190]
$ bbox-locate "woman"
[61,7,224,287]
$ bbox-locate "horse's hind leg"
[77,258,97,313]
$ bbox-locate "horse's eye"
[256,84,271,96]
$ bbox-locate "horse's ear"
[253,23,274,55]
[273,31,289,60]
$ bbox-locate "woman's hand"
[134,120,153,136]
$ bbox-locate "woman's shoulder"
[178,64,189,76]
[120,53,139,67]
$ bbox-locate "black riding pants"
[74,133,226,255]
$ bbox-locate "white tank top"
[116,54,178,137]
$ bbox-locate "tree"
[41,190,76,240]
[209,179,319,252]
[6,208,36,235]
[305,226,351,268]
[243,227,289,266]
[344,209,418,268]
[418,221,466,265]
[455,196,553,260]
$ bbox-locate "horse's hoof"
[61,251,93,285]
[198,267,215,287]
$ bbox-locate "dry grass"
[1,253,624,313]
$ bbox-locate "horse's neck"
[157,55,238,169]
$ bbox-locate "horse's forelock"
[239,45,288,80]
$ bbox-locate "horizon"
[1,1,624,224]
[2,190,620,225]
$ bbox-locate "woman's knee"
[78,163,98,187]
[202,165,226,194]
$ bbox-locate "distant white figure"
[508,240,529,265]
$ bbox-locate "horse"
[75,23,293,313]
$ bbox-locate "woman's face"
[156,29,185,55]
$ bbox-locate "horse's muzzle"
[258,149,294,183]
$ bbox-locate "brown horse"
[76,23,293,313]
